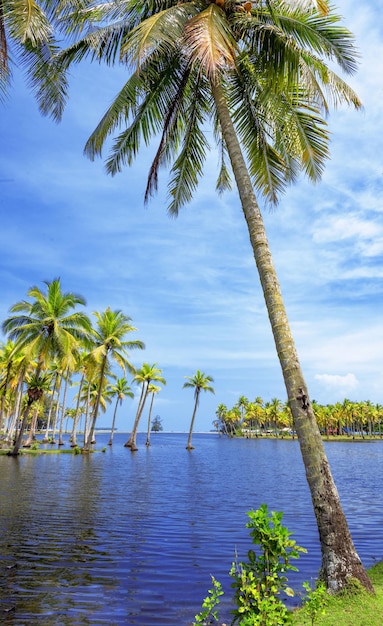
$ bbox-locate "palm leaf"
[6,0,52,45]
[121,4,197,66]
[167,72,210,215]
[183,3,237,79]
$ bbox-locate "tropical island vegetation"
[215,395,383,440]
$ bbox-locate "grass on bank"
[292,561,383,625]
[0,446,90,455]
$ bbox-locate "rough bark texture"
[211,80,373,593]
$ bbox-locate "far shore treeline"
[1,279,381,456]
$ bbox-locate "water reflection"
[0,434,382,624]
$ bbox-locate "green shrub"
[193,504,306,626]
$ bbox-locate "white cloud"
[314,373,359,391]
[312,216,381,244]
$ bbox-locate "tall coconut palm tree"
[184,370,214,450]
[2,279,92,374]
[46,0,372,592]
[108,377,134,445]
[2,279,92,447]
[125,363,166,451]
[84,307,144,450]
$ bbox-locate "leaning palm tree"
[108,377,134,445]
[184,370,214,450]
[84,307,144,450]
[45,0,372,592]
[125,363,166,451]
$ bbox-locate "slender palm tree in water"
[184,370,215,450]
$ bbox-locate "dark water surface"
[0,433,382,625]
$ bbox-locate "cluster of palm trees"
[0,279,217,455]
[0,279,154,454]
[215,396,383,438]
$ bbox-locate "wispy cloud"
[314,373,359,393]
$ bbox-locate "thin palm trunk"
[8,398,34,456]
[50,376,62,444]
[108,396,120,446]
[5,376,23,443]
[211,80,372,592]
[24,407,39,447]
[83,384,92,447]
[42,374,58,442]
[84,355,107,450]
[145,392,156,447]
[71,372,85,447]
[124,384,146,448]
[186,393,199,450]
[0,363,12,432]
[128,386,148,452]
[58,369,70,445]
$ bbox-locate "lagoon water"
[0,433,382,625]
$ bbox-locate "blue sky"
[1,0,383,433]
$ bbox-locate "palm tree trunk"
[58,369,70,445]
[24,407,39,447]
[145,392,155,447]
[50,376,62,444]
[108,397,119,446]
[211,80,373,593]
[127,385,148,451]
[84,355,107,451]
[71,372,85,447]
[43,373,58,443]
[8,398,34,456]
[5,376,24,444]
[186,393,199,450]
[83,384,91,447]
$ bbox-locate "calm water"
[0,433,382,625]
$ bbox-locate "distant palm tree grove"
[215,396,383,439]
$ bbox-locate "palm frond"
[230,63,289,203]
[0,5,10,100]
[145,65,191,202]
[167,72,210,216]
[6,0,52,45]
[20,39,69,121]
[84,71,143,160]
[276,5,359,76]
[122,4,197,66]
[183,3,236,79]
[215,133,232,194]
[102,61,185,174]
